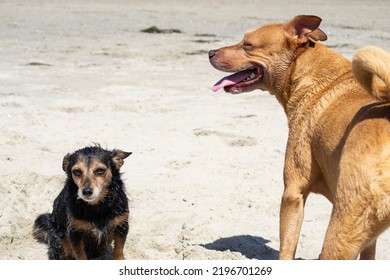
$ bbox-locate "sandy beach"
[1,0,389,260]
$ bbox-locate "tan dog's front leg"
[279,188,306,259]
[278,138,319,260]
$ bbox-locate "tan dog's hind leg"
[320,200,388,259]
[320,150,390,259]
[359,239,376,260]
[320,209,373,259]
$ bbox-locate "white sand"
[0,0,389,260]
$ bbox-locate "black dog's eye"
[95,168,106,176]
[72,169,82,177]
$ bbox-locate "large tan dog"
[209,15,390,260]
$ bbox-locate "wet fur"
[33,145,131,260]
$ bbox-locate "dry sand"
[0,0,389,260]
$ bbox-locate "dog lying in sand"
[209,15,390,259]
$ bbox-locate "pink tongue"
[212,69,255,92]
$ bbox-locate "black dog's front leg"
[69,230,87,259]
[113,221,129,260]
[47,230,65,260]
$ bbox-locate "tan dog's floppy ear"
[286,15,327,43]
[62,153,71,172]
[111,150,132,169]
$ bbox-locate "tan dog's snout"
[208,48,229,71]
[209,44,265,94]
[208,49,218,69]
[208,49,216,59]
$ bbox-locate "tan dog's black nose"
[209,50,217,59]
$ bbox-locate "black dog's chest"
[68,213,114,246]
[68,199,122,236]
[86,226,109,244]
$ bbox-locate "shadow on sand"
[200,235,279,260]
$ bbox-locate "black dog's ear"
[62,153,71,172]
[111,150,132,170]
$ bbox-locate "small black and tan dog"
[33,145,131,260]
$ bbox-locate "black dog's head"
[62,145,131,205]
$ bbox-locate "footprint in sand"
[193,129,257,147]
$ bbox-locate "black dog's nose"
[82,186,93,196]
[209,50,217,59]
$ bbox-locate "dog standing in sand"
[33,145,131,260]
[209,15,390,259]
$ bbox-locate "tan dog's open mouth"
[211,67,264,94]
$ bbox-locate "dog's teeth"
[243,73,256,82]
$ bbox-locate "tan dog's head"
[62,145,131,205]
[209,15,327,95]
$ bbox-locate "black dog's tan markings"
[33,145,131,260]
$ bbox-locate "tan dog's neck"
[278,42,353,123]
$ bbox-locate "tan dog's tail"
[352,46,390,101]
